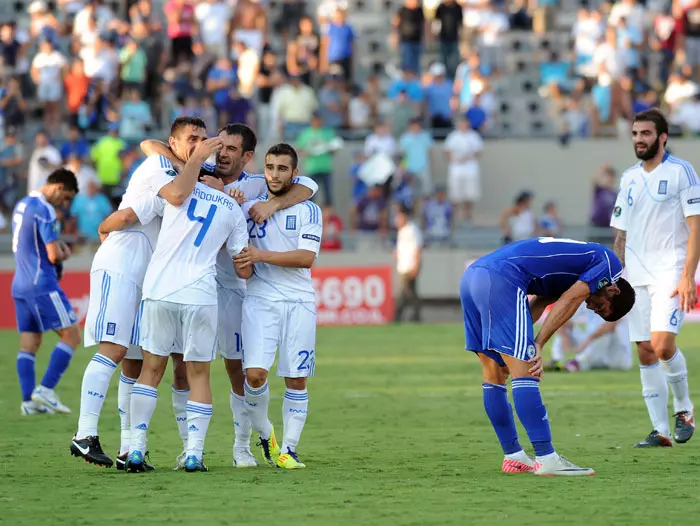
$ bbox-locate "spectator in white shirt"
[73,0,115,41]
[28,130,62,193]
[195,0,232,58]
[608,0,647,34]
[593,26,626,80]
[394,204,423,323]
[364,121,398,158]
[443,117,483,222]
[572,9,603,74]
[671,92,700,134]
[31,39,67,134]
[664,68,700,113]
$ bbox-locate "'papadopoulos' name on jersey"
[242,197,322,303]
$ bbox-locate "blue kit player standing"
[12,168,81,415]
[460,237,636,476]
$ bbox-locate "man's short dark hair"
[218,123,257,153]
[633,108,669,138]
[170,116,206,138]
[47,168,79,194]
[265,143,298,170]
[603,277,635,322]
[397,203,413,217]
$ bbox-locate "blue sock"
[511,377,555,457]
[40,342,75,390]
[483,383,522,454]
[17,351,36,402]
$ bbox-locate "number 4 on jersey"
[187,198,217,247]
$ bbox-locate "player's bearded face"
[632,123,663,161]
[264,154,298,195]
[216,133,246,177]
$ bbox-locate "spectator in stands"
[64,59,90,125]
[348,149,368,228]
[590,70,614,136]
[389,90,418,137]
[28,1,59,41]
[118,87,153,144]
[318,71,347,130]
[539,201,563,237]
[393,0,426,75]
[678,1,700,82]
[465,92,489,132]
[651,5,679,85]
[590,163,618,229]
[31,38,67,134]
[79,77,112,131]
[0,23,22,72]
[321,204,344,251]
[296,112,339,205]
[617,16,643,74]
[195,0,232,59]
[90,123,126,206]
[206,56,237,115]
[394,204,423,323]
[671,92,700,135]
[593,26,626,81]
[221,85,255,128]
[258,48,283,141]
[287,17,320,86]
[499,190,536,244]
[388,67,424,106]
[165,0,197,64]
[28,130,62,193]
[399,117,433,195]
[434,0,463,79]
[322,8,355,83]
[664,66,699,114]
[0,129,24,212]
[348,86,373,131]
[609,0,646,36]
[232,0,267,57]
[73,0,114,41]
[119,37,148,94]
[273,73,319,141]
[60,125,90,162]
[423,187,452,245]
[65,154,100,193]
[476,4,509,72]
[424,62,454,130]
[234,40,260,98]
[444,116,483,222]
[365,121,398,158]
[572,9,603,77]
[0,77,27,134]
[70,179,113,246]
[354,185,389,234]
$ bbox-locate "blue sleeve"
[578,251,623,294]
[37,208,59,246]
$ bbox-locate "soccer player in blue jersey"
[12,168,81,415]
[460,237,636,476]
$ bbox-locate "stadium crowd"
[0,0,699,245]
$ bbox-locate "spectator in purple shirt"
[221,85,255,128]
[590,164,618,228]
[354,185,389,234]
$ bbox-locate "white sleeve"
[236,176,268,200]
[298,202,323,257]
[472,133,484,153]
[293,175,319,198]
[679,162,700,218]
[226,207,249,257]
[444,134,454,152]
[146,155,178,195]
[131,193,165,225]
[610,175,629,231]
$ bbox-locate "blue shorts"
[14,289,77,334]
[459,265,536,366]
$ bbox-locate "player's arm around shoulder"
[97,193,164,242]
[247,176,319,224]
[229,201,253,279]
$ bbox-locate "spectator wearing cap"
[433,0,463,78]
[119,37,148,94]
[164,0,197,64]
[424,62,454,130]
[272,73,319,142]
[91,123,126,206]
[297,112,339,206]
[287,17,321,87]
[28,130,62,194]
[318,72,347,130]
[195,0,232,59]
[392,0,427,75]
[322,8,355,83]
[31,39,67,134]
[399,117,434,195]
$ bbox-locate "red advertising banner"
[312,266,395,326]
[0,266,395,329]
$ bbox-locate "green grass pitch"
[1,323,700,525]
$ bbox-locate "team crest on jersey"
[613,206,621,217]
[526,345,536,359]
[285,215,297,230]
[597,278,610,290]
[106,322,116,336]
[658,180,668,195]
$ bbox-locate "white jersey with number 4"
[91,154,178,286]
[215,173,319,290]
[242,195,322,303]
[611,154,700,286]
[141,182,248,305]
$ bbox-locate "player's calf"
[184,361,213,467]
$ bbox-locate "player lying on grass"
[460,237,635,476]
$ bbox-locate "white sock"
[281,388,308,453]
[505,450,530,461]
[535,452,559,463]
[117,373,136,455]
[230,390,252,449]
[640,363,670,438]
[172,386,190,450]
[244,379,271,439]
[186,401,213,461]
[129,384,158,453]
[660,349,693,414]
[77,354,117,438]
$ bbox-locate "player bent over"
[235,143,323,469]
[460,238,635,476]
[12,169,81,415]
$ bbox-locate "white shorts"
[448,165,480,203]
[139,299,218,362]
[38,81,62,102]
[628,283,684,342]
[217,286,245,360]
[241,295,317,378]
[85,270,143,362]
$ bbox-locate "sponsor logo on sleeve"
[302,234,320,243]
[688,198,700,205]
[597,277,610,290]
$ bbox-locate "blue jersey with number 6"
[139,182,249,306]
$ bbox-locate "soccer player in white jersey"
[141,124,319,468]
[234,143,323,470]
[70,117,219,468]
[611,109,700,447]
[97,144,250,473]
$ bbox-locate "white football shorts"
[628,282,684,342]
[139,299,218,362]
[241,295,317,378]
[217,285,245,360]
[85,270,143,360]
